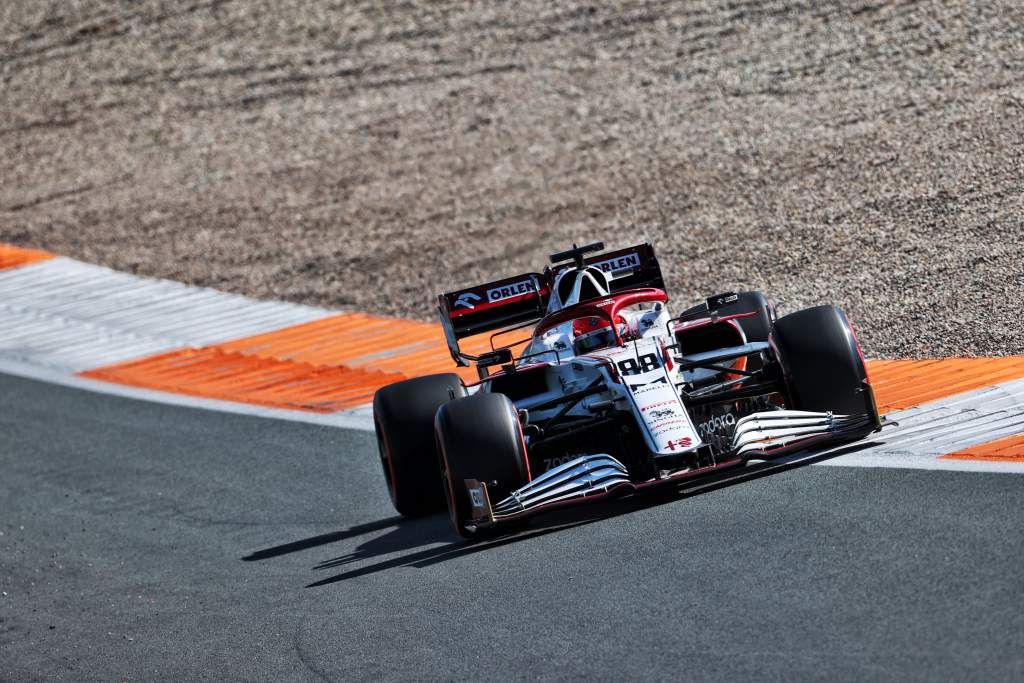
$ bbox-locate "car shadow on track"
[241,517,410,562]
[245,441,879,588]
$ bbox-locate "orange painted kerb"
[78,313,1024,417]
[941,434,1024,462]
[0,243,53,270]
[79,313,498,412]
[82,346,402,413]
[865,358,1024,413]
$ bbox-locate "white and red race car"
[374,242,882,538]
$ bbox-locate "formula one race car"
[373,242,881,538]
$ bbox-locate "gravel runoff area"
[1,1,1022,358]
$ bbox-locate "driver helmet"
[572,314,630,354]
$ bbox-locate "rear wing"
[438,273,550,365]
[437,242,665,366]
[571,242,665,293]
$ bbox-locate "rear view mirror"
[477,348,514,368]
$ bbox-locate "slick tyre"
[434,392,530,540]
[373,373,466,517]
[709,291,776,343]
[772,305,877,419]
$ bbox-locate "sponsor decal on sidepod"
[696,412,736,437]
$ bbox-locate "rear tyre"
[434,392,530,539]
[373,373,466,517]
[772,305,877,419]
[708,291,775,343]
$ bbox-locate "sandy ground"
[1,0,1021,358]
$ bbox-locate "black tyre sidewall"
[373,373,466,517]
[712,291,775,343]
[435,392,529,538]
[772,305,872,416]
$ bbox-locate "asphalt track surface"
[2,371,1023,681]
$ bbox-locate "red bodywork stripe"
[518,420,533,482]
[671,310,756,334]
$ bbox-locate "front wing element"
[490,454,631,519]
[731,410,877,457]
[462,409,877,532]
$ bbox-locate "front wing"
[461,409,877,532]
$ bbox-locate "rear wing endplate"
[438,273,549,365]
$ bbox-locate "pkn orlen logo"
[486,280,534,304]
[454,292,482,309]
[592,252,641,276]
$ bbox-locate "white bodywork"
[502,299,703,458]
[599,340,701,455]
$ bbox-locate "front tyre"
[434,392,530,539]
[772,305,878,421]
[373,373,466,517]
